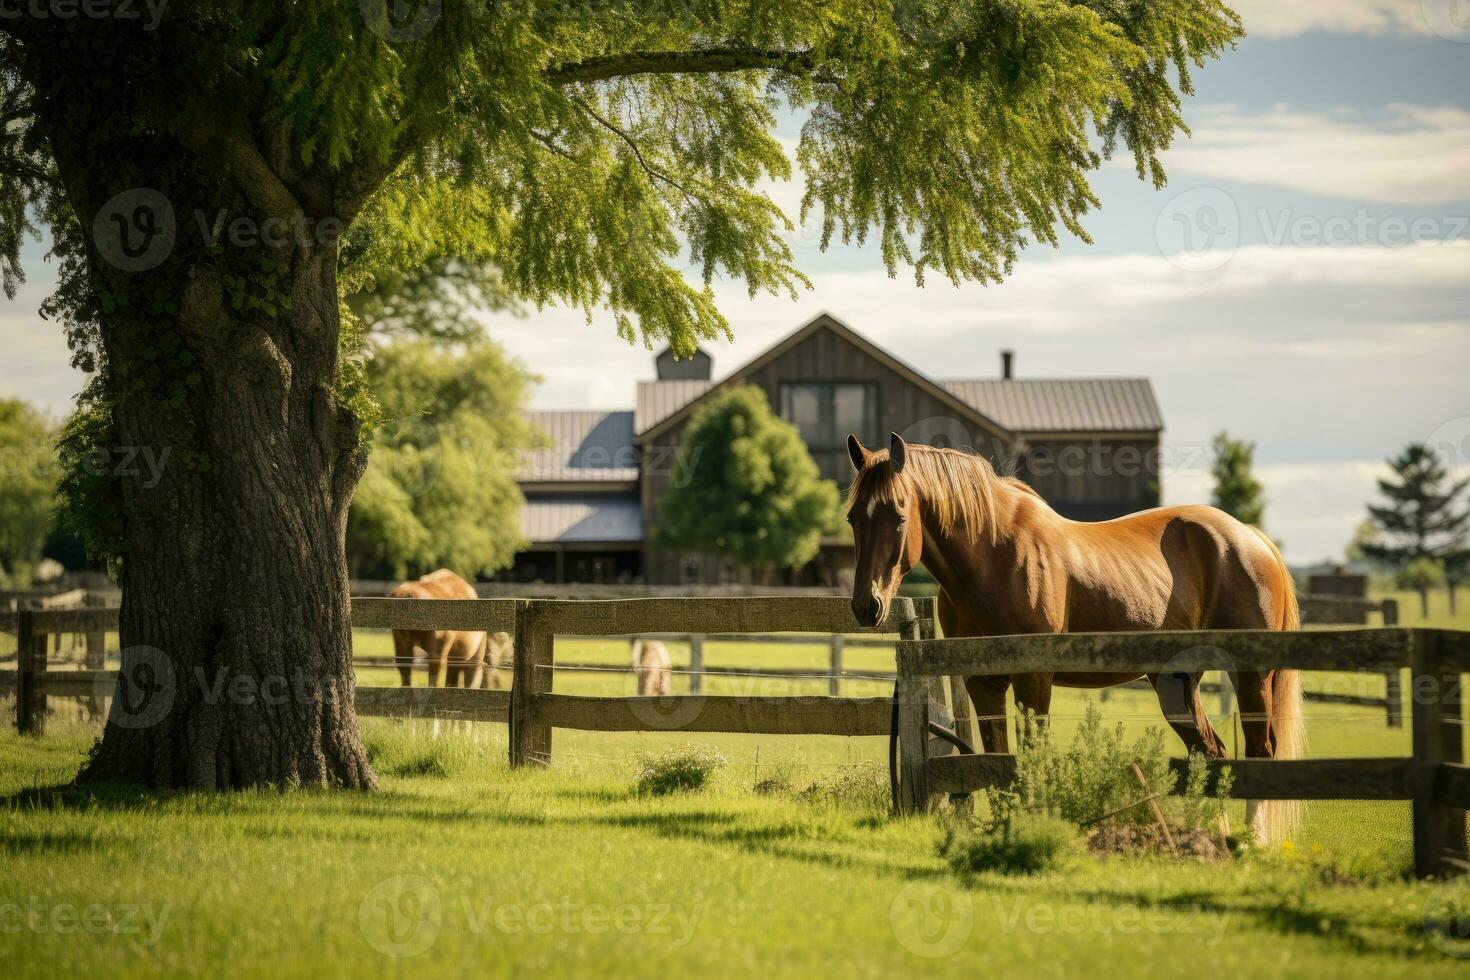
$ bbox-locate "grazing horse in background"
[631,638,673,696]
[389,569,488,689]
[482,631,511,691]
[846,433,1304,842]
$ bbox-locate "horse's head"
[845,432,924,628]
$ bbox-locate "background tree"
[1361,443,1470,616]
[1210,431,1265,527]
[0,2,1243,789]
[1343,518,1381,565]
[1396,557,1446,617]
[0,399,56,587]
[656,385,840,581]
[347,336,539,580]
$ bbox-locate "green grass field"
[2,587,1466,976]
[2,720,1467,979]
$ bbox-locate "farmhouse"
[508,313,1164,585]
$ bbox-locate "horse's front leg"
[1011,672,1055,744]
[965,675,1013,753]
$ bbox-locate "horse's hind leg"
[965,675,1012,753]
[1148,671,1227,758]
[1231,670,1275,758]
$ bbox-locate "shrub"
[795,763,889,815]
[941,814,1078,876]
[636,745,727,796]
[986,702,1230,835]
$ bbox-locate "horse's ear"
[847,434,871,472]
[889,432,907,475]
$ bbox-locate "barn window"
[779,382,878,450]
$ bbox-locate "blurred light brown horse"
[631,638,673,696]
[389,569,490,689]
[845,433,1304,841]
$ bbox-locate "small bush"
[941,814,1078,876]
[795,763,889,815]
[636,745,727,796]
[986,703,1230,837]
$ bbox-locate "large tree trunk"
[77,250,376,790]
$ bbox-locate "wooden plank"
[1412,631,1469,877]
[354,686,510,722]
[528,596,927,638]
[350,597,520,632]
[926,754,1415,800]
[37,588,89,610]
[1436,628,1470,672]
[39,670,116,697]
[536,692,891,735]
[899,627,1416,678]
[19,607,119,635]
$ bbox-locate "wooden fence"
[2,596,940,760]
[894,626,1470,878]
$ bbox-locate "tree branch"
[569,96,694,201]
[546,47,817,85]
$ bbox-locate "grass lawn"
[2,721,1468,979]
[3,587,1466,976]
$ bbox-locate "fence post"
[829,634,844,698]
[509,601,553,767]
[1382,599,1403,728]
[893,598,930,814]
[1410,629,1468,878]
[688,634,704,695]
[15,610,46,735]
[84,593,107,720]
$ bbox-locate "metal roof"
[520,493,643,544]
[939,379,1163,433]
[520,411,638,481]
[635,380,712,435]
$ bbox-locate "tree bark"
[76,250,376,790]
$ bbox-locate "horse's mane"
[846,445,1040,543]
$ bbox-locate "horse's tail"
[1251,526,1306,842]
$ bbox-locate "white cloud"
[1163,104,1470,204]
[1230,1,1444,39]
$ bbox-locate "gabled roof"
[940,379,1163,433]
[636,379,712,435]
[635,313,1015,443]
[520,410,638,482]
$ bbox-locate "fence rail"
[893,624,1469,879]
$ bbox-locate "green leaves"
[655,384,841,573]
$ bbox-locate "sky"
[3,2,1469,565]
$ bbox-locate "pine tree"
[1210,432,1265,527]
[1362,444,1470,616]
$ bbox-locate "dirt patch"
[1087,823,1228,862]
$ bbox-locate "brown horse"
[845,433,1304,841]
[631,638,673,696]
[389,569,488,689]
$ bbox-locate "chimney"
[1000,349,1015,380]
[655,345,712,381]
